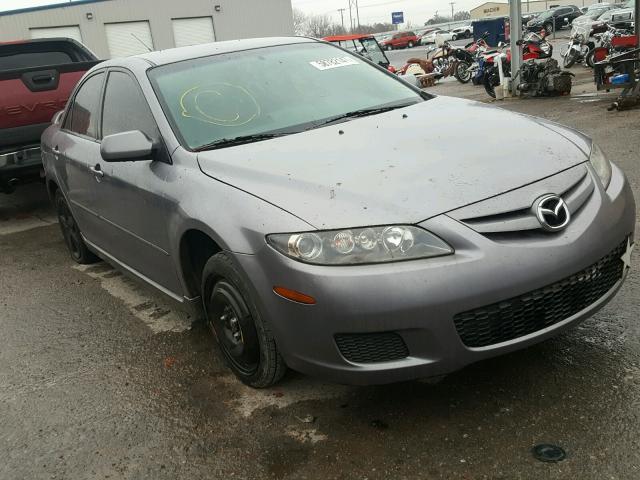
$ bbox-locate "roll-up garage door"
[172,17,216,47]
[105,21,154,58]
[30,26,83,43]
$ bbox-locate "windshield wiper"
[311,104,413,128]
[194,132,290,151]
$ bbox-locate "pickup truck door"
[56,71,106,240]
[85,69,182,296]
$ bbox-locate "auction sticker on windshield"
[310,56,360,70]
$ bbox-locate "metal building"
[0,0,294,59]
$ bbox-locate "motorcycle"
[450,33,491,84]
[587,25,637,67]
[562,26,596,68]
[483,33,569,98]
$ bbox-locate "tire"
[545,23,554,35]
[483,66,500,98]
[54,189,99,264]
[563,49,577,68]
[454,61,472,83]
[452,34,458,41]
[585,49,596,68]
[408,41,415,48]
[201,252,286,388]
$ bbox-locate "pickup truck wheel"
[55,190,98,264]
[201,252,286,388]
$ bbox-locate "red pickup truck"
[0,38,99,193]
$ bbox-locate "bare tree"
[305,13,335,38]
[293,8,307,36]
[453,11,471,21]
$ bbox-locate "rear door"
[56,71,106,239]
[85,68,181,294]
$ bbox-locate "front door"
[85,69,182,295]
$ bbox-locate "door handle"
[89,164,104,180]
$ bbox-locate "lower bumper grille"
[335,332,409,363]
[454,240,627,348]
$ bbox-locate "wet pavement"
[1,69,639,479]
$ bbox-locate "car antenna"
[131,33,152,52]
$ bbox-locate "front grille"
[454,240,627,348]
[335,332,409,363]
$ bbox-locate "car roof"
[104,36,317,68]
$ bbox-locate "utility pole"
[449,2,455,29]
[348,0,360,32]
[337,8,346,31]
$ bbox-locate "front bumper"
[236,164,635,385]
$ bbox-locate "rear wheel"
[201,252,286,388]
[55,190,99,264]
[452,34,458,41]
[408,41,415,48]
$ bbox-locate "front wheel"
[585,49,596,68]
[563,49,577,68]
[452,34,458,41]
[408,41,415,48]
[201,252,286,388]
[483,66,500,98]
[454,61,472,83]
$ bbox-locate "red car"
[381,31,419,50]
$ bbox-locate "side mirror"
[564,17,569,23]
[101,130,154,162]
[498,41,506,48]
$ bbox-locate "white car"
[421,29,443,44]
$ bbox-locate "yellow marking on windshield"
[179,83,260,126]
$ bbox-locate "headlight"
[267,225,453,265]
[589,143,612,189]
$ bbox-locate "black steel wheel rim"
[56,196,82,259]
[208,280,259,375]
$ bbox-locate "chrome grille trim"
[448,165,594,234]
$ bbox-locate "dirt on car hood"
[197,96,591,229]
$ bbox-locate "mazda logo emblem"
[534,194,570,232]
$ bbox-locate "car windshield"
[588,7,608,17]
[149,42,423,150]
[358,37,389,66]
[537,10,554,20]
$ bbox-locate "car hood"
[197,96,591,230]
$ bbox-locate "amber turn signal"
[273,286,316,305]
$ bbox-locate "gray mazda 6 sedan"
[42,37,635,387]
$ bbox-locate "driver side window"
[101,71,158,141]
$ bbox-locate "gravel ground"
[1,55,639,479]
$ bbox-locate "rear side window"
[101,71,158,139]
[65,72,104,138]
[0,51,72,70]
